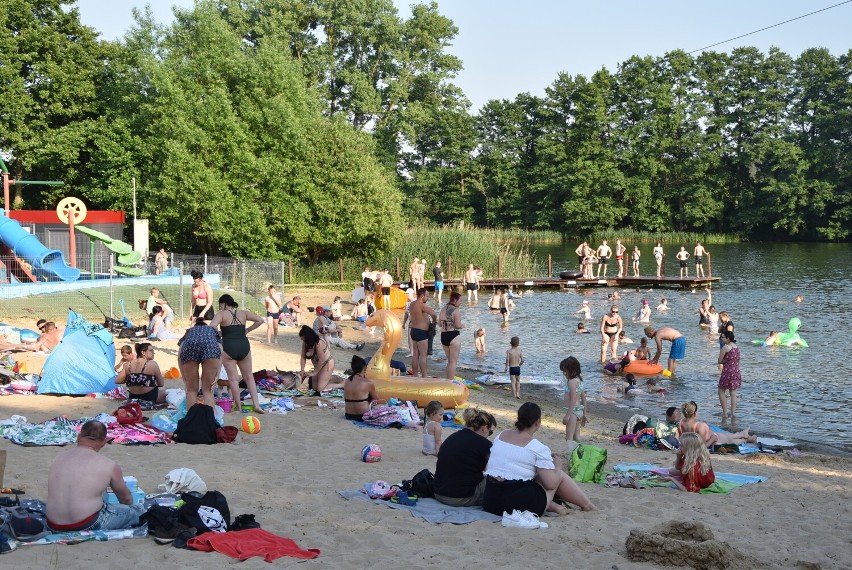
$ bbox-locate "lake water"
[452,242,851,454]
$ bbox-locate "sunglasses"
[38,326,46,331]
[612,310,619,313]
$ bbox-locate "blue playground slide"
[0,210,81,282]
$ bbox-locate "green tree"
[0,0,107,207]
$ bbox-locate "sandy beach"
[1,287,850,569]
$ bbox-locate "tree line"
[2,1,850,267]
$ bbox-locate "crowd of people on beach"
[574,240,711,279]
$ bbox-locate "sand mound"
[625,520,757,570]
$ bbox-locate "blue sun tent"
[38,310,117,395]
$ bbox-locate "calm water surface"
[450,243,851,453]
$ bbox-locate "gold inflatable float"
[365,310,469,408]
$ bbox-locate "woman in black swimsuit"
[438,291,464,380]
[600,305,623,363]
[209,295,265,413]
[115,343,166,404]
[343,356,377,421]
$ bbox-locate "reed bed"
[586,229,740,245]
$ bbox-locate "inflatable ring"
[559,270,583,279]
[623,361,663,376]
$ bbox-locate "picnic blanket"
[349,418,462,430]
[337,490,500,524]
[0,416,171,446]
[610,463,767,494]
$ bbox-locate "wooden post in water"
[548,254,552,278]
[288,258,293,283]
[662,253,667,276]
[395,257,400,279]
[339,258,344,282]
[625,253,630,279]
[707,253,712,278]
[447,256,453,279]
[497,255,502,279]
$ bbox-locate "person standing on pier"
[694,242,708,278]
[632,246,641,277]
[600,305,623,362]
[596,240,612,278]
[653,242,665,278]
[575,242,587,270]
[676,247,690,278]
[615,240,627,277]
[644,326,686,375]
[433,260,445,304]
[463,264,481,303]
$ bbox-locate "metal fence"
[1,253,358,329]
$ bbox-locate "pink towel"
[187,528,320,562]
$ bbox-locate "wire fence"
[2,250,549,329]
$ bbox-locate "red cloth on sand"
[187,528,320,562]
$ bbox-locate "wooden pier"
[422,276,720,291]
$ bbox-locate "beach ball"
[361,444,382,463]
[241,415,262,434]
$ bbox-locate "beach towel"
[337,490,501,524]
[187,528,320,562]
[0,420,79,446]
[611,463,766,494]
[101,423,172,445]
[350,418,462,430]
[19,523,148,545]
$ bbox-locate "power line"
[687,0,852,54]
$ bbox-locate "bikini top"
[193,284,207,300]
[345,376,373,403]
[126,361,156,388]
[604,318,619,331]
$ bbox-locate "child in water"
[504,337,525,399]
[576,322,590,334]
[763,331,778,346]
[422,400,444,456]
[667,432,716,492]
[474,328,487,354]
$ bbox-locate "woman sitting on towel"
[343,356,377,421]
[115,343,166,404]
[482,402,596,518]
[433,407,497,507]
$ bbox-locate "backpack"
[400,469,435,498]
[178,491,230,534]
[173,404,219,444]
[568,444,608,484]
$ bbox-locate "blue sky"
[75,0,852,112]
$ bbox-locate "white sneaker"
[502,510,548,529]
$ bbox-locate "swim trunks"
[694,256,703,265]
[509,366,521,376]
[599,257,608,265]
[381,286,391,296]
[435,281,444,291]
[500,307,507,315]
[669,336,686,360]
[266,311,281,319]
[440,330,460,346]
[679,261,687,268]
[411,327,429,342]
[466,283,478,291]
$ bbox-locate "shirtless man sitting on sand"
[16,321,63,352]
[46,420,143,532]
[409,288,437,377]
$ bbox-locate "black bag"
[178,491,230,534]
[401,469,435,498]
[118,325,147,339]
[173,404,219,445]
[140,504,179,534]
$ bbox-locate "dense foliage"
[1,0,850,263]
